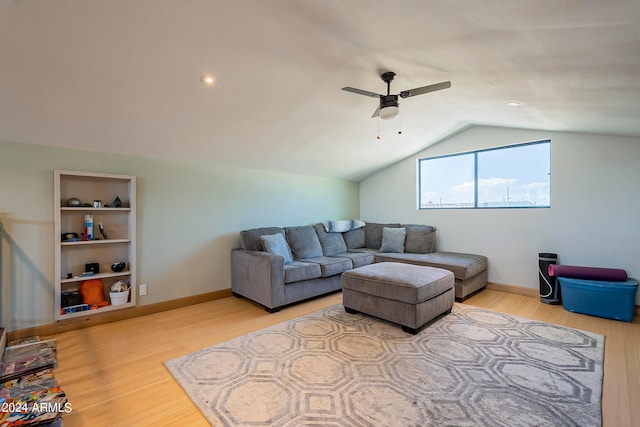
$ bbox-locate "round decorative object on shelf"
[61,232,79,242]
[67,197,81,207]
[111,261,126,272]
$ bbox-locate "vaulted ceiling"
[2,1,639,181]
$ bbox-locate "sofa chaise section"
[345,223,488,301]
[375,251,488,301]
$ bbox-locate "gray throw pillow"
[380,227,406,253]
[403,224,436,254]
[261,233,293,264]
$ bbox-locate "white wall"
[0,141,359,331]
[360,126,640,304]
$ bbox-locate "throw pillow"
[404,224,436,254]
[380,227,406,253]
[261,233,293,264]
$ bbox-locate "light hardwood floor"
[50,290,639,427]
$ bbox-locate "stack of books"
[0,329,68,427]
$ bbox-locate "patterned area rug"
[165,304,604,426]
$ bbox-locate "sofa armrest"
[231,249,285,310]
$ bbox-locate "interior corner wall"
[360,126,640,305]
[0,140,359,331]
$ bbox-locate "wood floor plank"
[48,290,638,426]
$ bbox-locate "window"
[419,140,550,209]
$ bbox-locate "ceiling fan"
[342,71,451,120]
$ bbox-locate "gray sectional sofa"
[231,221,488,312]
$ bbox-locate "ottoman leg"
[401,325,420,335]
[345,306,358,314]
[402,307,452,334]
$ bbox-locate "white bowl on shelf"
[109,289,129,305]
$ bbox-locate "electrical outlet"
[139,284,147,296]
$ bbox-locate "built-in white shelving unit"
[54,170,136,320]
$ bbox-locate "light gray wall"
[0,141,359,331]
[360,126,640,304]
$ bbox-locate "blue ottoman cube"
[558,277,638,322]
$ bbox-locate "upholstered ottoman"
[342,262,455,334]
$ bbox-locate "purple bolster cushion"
[548,264,628,281]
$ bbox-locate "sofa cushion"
[313,224,347,256]
[333,251,375,268]
[403,224,436,254]
[240,227,285,251]
[374,252,487,280]
[300,256,352,277]
[343,227,365,249]
[380,227,406,252]
[285,226,324,260]
[260,233,293,264]
[284,261,322,284]
[364,223,402,249]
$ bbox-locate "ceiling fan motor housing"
[380,94,399,109]
[379,95,399,119]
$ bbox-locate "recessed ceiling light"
[201,74,216,86]
[507,101,521,107]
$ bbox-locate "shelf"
[57,301,135,320]
[61,271,131,284]
[60,207,131,212]
[61,239,130,246]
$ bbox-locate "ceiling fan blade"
[342,87,382,98]
[399,81,451,98]
[371,104,380,118]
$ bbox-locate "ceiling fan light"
[379,105,399,120]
